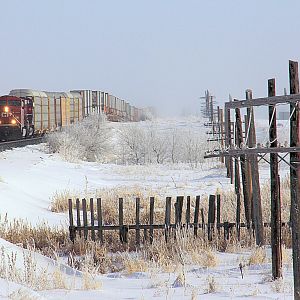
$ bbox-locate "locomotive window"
[7,100,21,106]
[0,100,7,106]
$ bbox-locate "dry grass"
[248,247,267,265]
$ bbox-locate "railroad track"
[0,137,45,152]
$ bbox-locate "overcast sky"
[0,0,300,115]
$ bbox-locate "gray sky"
[0,0,300,115]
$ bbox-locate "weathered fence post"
[82,198,88,240]
[119,198,127,243]
[186,196,191,226]
[193,196,200,237]
[234,157,241,241]
[149,197,155,244]
[97,198,103,243]
[165,197,171,242]
[217,194,221,236]
[136,198,140,247]
[208,195,216,241]
[175,196,184,226]
[235,107,252,229]
[76,198,81,238]
[68,199,75,242]
[90,198,95,241]
[246,89,264,246]
[289,60,300,299]
[268,78,282,280]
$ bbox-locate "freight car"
[0,88,144,141]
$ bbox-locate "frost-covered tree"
[47,114,111,162]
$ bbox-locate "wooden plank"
[246,89,264,246]
[201,208,205,231]
[186,196,191,225]
[164,197,171,242]
[97,198,103,243]
[234,157,241,240]
[235,107,252,229]
[244,114,253,226]
[73,220,291,231]
[228,108,234,183]
[204,146,300,158]
[225,93,300,109]
[194,196,200,236]
[175,196,184,226]
[289,60,300,300]
[208,195,216,241]
[217,195,221,235]
[149,197,154,244]
[76,198,81,238]
[220,108,225,163]
[68,199,75,241]
[136,197,140,247]
[82,198,88,240]
[90,198,95,241]
[268,78,282,280]
[119,198,127,243]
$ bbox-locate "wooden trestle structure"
[204,60,300,299]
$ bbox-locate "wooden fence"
[68,194,290,246]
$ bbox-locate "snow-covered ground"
[0,118,293,299]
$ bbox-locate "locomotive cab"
[0,95,34,141]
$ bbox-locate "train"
[0,89,145,141]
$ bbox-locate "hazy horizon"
[1,0,300,116]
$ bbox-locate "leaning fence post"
[68,199,75,242]
[193,196,200,237]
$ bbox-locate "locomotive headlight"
[11,119,16,125]
[4,106,9,113]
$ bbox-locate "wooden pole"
[246,89,264,246]
[217,194,221,236]
[68,199,75,242]
[225,108,233,182]
[97,198,103,243]
[82,198,88,240]
[186,196,191,226]
[149,197,154,244]
[208,195,216,241]
[136,198,140,247]
[244,114,254,226]
[76,198,81,238]
[90,198,95,241]
[193,196,200,237]
[234,157,241,241]
[235,108,252,229]
[165,197,171,242]
[220,108,225,163]
[268,78,282,279]
[289,60,300,300]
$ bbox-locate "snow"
[0,119,294,299]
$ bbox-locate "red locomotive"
[0,95,34,141]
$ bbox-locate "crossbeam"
[225,94,300,109]
[204,146,300,158]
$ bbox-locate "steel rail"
[0,137,45,152]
